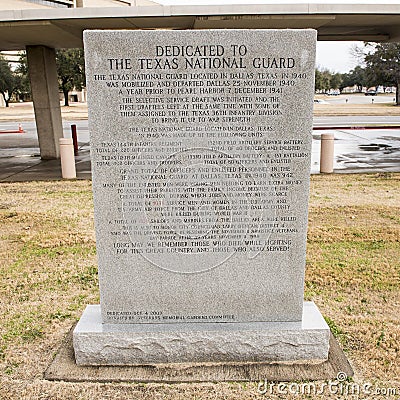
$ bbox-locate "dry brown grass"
[313,102,400,117]
[0,175,399,399]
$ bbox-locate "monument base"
[73,302,330,366]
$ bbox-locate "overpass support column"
[26,45,63,159]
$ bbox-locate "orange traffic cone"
[18,124,24,133]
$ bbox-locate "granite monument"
[74,29,330,366]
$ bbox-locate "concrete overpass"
[1,2,400,159]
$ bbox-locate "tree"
[0,55,22,107]
[56,49,85,106]
[345,66,367,92]
[364,43,400,105]
[315,68,332,92]
[330,72,343,90]
[15,52,31,99]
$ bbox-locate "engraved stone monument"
[74,29,330,366]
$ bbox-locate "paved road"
[0,121,90,151]
[314,116,400,127]
[318,93,396,105]
[2,116,400,145]
[1,117,399,180]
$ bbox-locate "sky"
[155,0,372,73]
[316,41,363,73]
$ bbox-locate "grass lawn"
[0,174,399,399]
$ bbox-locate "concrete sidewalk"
[311,129,400,174]
[0,148,91,182]
[0,106,90,181]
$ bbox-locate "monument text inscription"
[84,30,316,324]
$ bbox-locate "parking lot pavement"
[0,121,91,182]
[319,93,396,105]
[0,146,91,182]
[1,123,399,182]
[311,128,400,174]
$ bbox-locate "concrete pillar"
[26,45,63,160]
[320,133,334,173]
[59,138,76,179]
